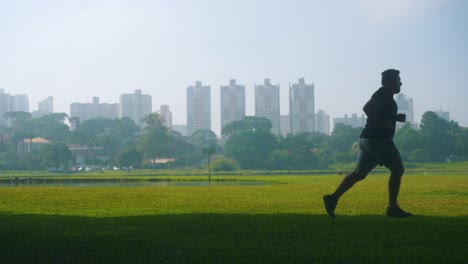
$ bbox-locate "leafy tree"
[189,129,218,158]
[210,156,240,172]
[3,111,32,126]
[29,113,71,143]
[222,116,272,137]
[394,124,424,160]
[3,111,36,143]
[328,123,361,153]
[166,130,195,159]
[38,142,71,168]
[271,134,318,169]
[409,148,430,163]
[224,130,276,169]
[420,111,456,162]
[454,127,468,158]
[71,117,140,164]
[117,148,142,168]
[137,113,172,167]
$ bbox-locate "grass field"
[0,171,467,263]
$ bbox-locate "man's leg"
[323,140,375,218]
[388,163,404,208]
[382,142,412,217]
[365,139,412,218]
[331,170,368,200]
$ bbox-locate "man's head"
[381,69,402,94]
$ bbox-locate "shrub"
[211,156,240,172]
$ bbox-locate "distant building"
[0,89,9,126]
[333,113,366,129]
[220,79,245,129]
[38,96,54,114]
[315,110,330,135]
[158,105,173,128]
[10,94,29,112]
[67,144,103,165]
[172,124,188,137]
[255,78,280,135]
[187,81,211,135]
[32,96,54,118]
[119,89,152,127]
[280,115,290,135]
[289,78,315,134]
[395,93,417,129]
[434,109,450,121]
[0,89,30,126]
[17,137,50,155]
[70,97,119,123]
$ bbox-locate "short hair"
[381,69,400,86]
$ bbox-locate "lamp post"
[202,146,215,186]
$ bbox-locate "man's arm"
[363,98,394,130]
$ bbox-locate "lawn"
[0,172,467,263]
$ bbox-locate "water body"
[0,178,272,187]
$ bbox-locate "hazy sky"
[2,0,467,135]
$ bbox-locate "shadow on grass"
[0,213,466,263]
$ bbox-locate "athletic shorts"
[355,138,404,173]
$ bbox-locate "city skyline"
[2,1,467,135]
[0,84,449,137]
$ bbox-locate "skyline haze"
[2,0,467,135]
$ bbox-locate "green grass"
[0,173,467,263]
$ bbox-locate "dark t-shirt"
[360,87,397,139]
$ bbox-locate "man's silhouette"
[323,69,412,218]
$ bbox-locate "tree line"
[0,110,467,171]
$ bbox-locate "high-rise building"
[289,78,315,134]
[32,96,54,118]
[0,89,29,126]
[255,78,280,134]
[333,114,366,130]
[119,89,152,127]
[395,93,415,127]
[158,105,173,128]
[434,109,450,121]
[38,96,54,114]
[220,79,245,130]
[315,110,330,135]
[280,115,290,135]
[0,89,9,126]
[172,124,188,137]
[187,81,211,135]
[70,97,119,123]
[10,94,29,112]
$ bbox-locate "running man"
[323,69,412,218]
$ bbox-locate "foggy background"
[2,0,467,135]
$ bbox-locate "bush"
[211,157,240,172]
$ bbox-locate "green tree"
[189,129,218,157]
[272,134,318,169]
[224,130,276,169]
[71,117,140,164]
[29,113,71,143]
[117,148,142,168]
[394,124,424,161]
[222,116,272,137]
[137,114,171,167]
[39,142,71,168]
[210,156,240,172]
[4,111,36,143]
[454,127,468,159]
[328,123,361,153]
[409,148,430,163]
[420,111,457,162]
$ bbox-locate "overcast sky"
[2,0,467,135]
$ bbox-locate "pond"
[0,178,273,187]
